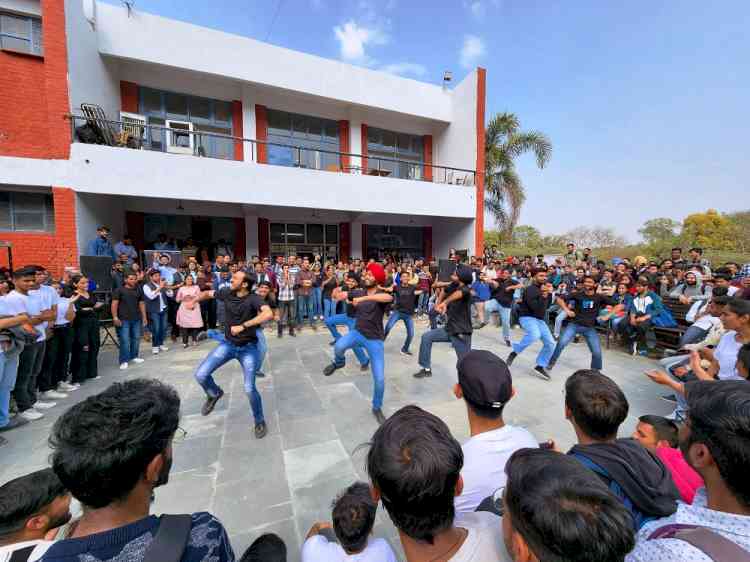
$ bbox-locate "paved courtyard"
[0,320,673,561]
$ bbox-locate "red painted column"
[339,222,351,262]
[338,120,350,172]
[120,81,138,113]
[255,105,268,163]
[423,226,433,261]
[474,68,487,257]
[361,224,368,260]
[360,124,368,173]
[258,218,270,257]
[232,100,244,161]
[233,217,246,260]
[423,135,433,182]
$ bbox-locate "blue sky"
[104,0,749,241]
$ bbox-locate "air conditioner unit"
[119,112,146,148]
[165,120,194,155]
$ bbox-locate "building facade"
[0,0,486,274]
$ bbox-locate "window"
[0,190,55,232]
[266,109,339,170]
[366,127,424,179]
[0,12,42,56]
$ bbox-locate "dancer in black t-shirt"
[384,270,423,355]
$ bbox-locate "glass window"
[142,89,163,115]
[165,92,188,118]
[268,110,291,135]
[0,190,54,232]
[265,109,339,170]
[307,224,324,244]
[325,224,338,245]
[286,224,305,242]
[0,13,42,55]
[270,223,285,244]
[366,127,424,178]
[189,97,211,121]
[0,192,10,230]
[214,101,232,124]
[194,124,233,160]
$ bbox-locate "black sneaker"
[254,422,267,439]
[360,363,370,372]
[329,340,336,346]
[413,368,432,379]
[506,351,518,367]
[372,408,386,425]
[505,339,512,347]
[661,394,678,404]
[201,388,224,416]
[533,366,551,381]
[0,435,6,447]
[400,350,413,356]
[0,416,29,432]
[256,370,266,378]
[546,361,556,371]
[324,363,342,377]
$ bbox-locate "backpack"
[648,523,750,562]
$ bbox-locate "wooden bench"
[654,297,691,350]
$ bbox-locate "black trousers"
[38,335,57,392]
[200,299,217,329]
[14,340,45,411]
[181,327,199,344]
[71,316,100,383]
[53,325,74,387]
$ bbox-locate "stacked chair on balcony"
[76,103,144,149]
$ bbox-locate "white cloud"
[464,0,500,18]
[469,1,484,17]
[381,62,427,77]
[333,20,388,63]
[460,34,485,68]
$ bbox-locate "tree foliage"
[681,209,736,250]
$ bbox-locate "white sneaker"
[58,382,79,392]
[32,400,56,410]
[20,409,44,421]
[40,390,68,400]
[120,362,128,370]
[152,348,160,355]
[159,345,169,352]
[132,357,145,364]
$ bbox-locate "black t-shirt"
[395,285,418,315]
[517,283,550,320]
[216,287,264,346]
[445,283,473,336]
[490,278,517,307]
[113,286,143,321]
[350,288,388,340]
[322,276,339,299]
[564,291,614,328]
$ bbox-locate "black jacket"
[517,283,549,320]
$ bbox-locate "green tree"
[511,225,542,248]
[726,210,750,253]
[484,113,551,234]
[681,209,736,250]
[638,218,681,246]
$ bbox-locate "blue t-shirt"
[39,512,234,562]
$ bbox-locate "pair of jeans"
[194,340,264,423]
[297,294,315,326]
[312,287,322,318]
[256,328,267,370]
[549,324,603,370]
[325,314,369,366]
[0,350,20,427]
[384,311,414,352]
[628,316,656,350]
[149,310,167,348]
[678,325,709,348]
[117,319,143,363]
[513,316,556,368]
[278,300,296,327]
[417,292,430,315]
[14,340,45,411]
[323,298,336,319]
[418,328,472,370]
[332,329,384,409]
[484,299,512,342]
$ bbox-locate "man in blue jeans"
[111,273,148,370]
[324,273,370,370]
[194,271,273,439]
[142,270,169,355]
[485,268,523,347]
[413,265,474,379]
[323,263,392,425]
[0,305,33,446]
[384,270,422,356]
[506,268,555,380]
[547,276,615,372]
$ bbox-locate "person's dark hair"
[97,225,110,232]
[738,344,750,377]
[638,415,678,447]
[712,286,729,297]
[147,268,160,278]
[672,247,682,252]
[0,468,67,537]
[331,482,376,553]
[238,271,255,292]
[49,379,180,509]
[12,266,37,279]
[239,533,287,562]
[582,275,596,283]
[727,297,750,319]
[685,381,750,508]
[466,399,505,420]
[504,448,635,562]
[713,268,732,281]
[689,247,703,255]
[257,280,272,289]
[531,267,547,276]
[366,405,463,544]
[635,276,650,287]
[565,370,628,441]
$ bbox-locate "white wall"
[93,1,453,123]
[434,70,478,173]
[75,192,125,251]
[0,0,40,16]
[65,0,120,118]
[433,218,474,258]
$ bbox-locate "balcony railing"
[68,115,476,187]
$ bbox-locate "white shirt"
[55,297,71,326]
[627,488,750,562]
[714,331,743,381]
[301,536,397,562]
[455,425,538,514]
[0,540,53,562]
[142,284,167,312]
[30,285,58,342]
[3,290,45,342]
[452,512,512,562]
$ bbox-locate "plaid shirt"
[741,263,750,279]
[277,273,296,301]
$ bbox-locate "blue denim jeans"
[323,298,336,319]
[513,316,556,368]
[418,327,472,370]
[117,319,142,364]
[384,311,415,352]
[484,299,512,341]
[297,294,315,326]
[325,314,369,366]
[417,292,430,315]
[194,340,264,423]
[333,329,384,409]
[149,310,167,348]
[0,350,20,428]
[549,323,603,370]
[256,328,267,370]
[312,287,322,318]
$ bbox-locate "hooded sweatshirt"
[569,438,680,528]
[669,272,708,302]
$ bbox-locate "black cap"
[456,264,474,285]
[457,350,513,409]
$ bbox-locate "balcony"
[68,115,476,187]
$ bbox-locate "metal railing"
[68,115,476,186]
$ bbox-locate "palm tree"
[484,113,552,234]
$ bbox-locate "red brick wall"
[0,187,78,276]
[0,0,71,159]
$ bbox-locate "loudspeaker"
[80,255,114,291]
[438,259,456,282]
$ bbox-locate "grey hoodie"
[669,272,708,302]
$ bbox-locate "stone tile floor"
[0,319,673,561]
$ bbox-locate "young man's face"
[637,283,649,295]
[582,278,596,291]
[632,422,660,451]
[34,270,46,287]
[685,273,697,286]
[672,249,682,260]
[99,229,109,239]
[363,271,376,287]
[230,271,246,291]
[125,274,137,287]
[14,275,35,292]
[534,272,548,284]
[256,284,270,298]
[159,257,169,266]
[690,250,700,261]
[400,272,411,286]
[151,273,161,284]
